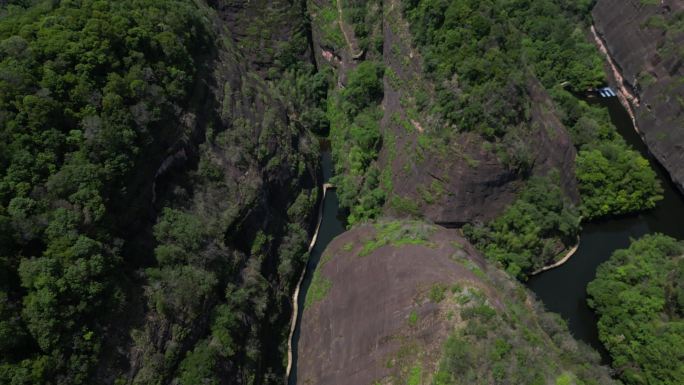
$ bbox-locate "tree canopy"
[587,234,684,385]
[0,0,211,382]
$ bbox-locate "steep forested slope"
[0,0,677,384]
[0,1,324,384]
[309,0,662,279]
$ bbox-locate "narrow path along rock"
[590,24,641,132]
[285,182,335,379]
[336,0,363,59]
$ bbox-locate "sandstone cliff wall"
[593,0,684,192]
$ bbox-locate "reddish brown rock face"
[297,224,490,385]
[593,0,684,193]
[295,222,617,385]
[384,80,579,226]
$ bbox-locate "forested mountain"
[0,0,680,385]
[313,0,661,279]
[0,1,324,384]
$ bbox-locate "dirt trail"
[336,0,363,58]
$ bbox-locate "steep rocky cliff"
[378,1,579,225]
[593,0,684,191]
[297,222,617,385]
[310,0,580,227]
[0,1,321,384]
[113,2,323,384]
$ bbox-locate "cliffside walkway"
[286,182,336,379]
[336,0,364,59]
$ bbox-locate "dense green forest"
[0,0,678,384]
[0,1,211,382]
[400,0,662,276]
[587,234,684,385]
[463,174,580,278]
[0,0,324,384]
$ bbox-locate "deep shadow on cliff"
[97,1,323,384]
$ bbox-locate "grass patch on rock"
[359,220,435,257]
[305,269,332,309]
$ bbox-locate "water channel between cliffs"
[289,98,684,382]
[528,97,684,361]
[288,150,345,385]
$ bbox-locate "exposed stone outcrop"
[297,222,616,385]
[593,0,684,192]
[378,1,578,225]
[297,223,487,384]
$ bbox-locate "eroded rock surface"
[593,0,684,191]
[297,222,615,385]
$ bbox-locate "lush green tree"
[0,0,211,382]
[587,234,684,385]
[464,174,580,278]
[576,143,663,219]
[402,0,662,222]
[330,61,387,226]
[341,61,385,116]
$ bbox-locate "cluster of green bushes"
[402,0,662,274]
[0,0,210,382]
[277,67,331,135]
[340,0,382,54]
[330,61,387,225]
[463,174,580,278]
[431,279,615,384]
[576,143,662,218]
[401,0,602,139]
[550,89,663,220]
[587,234,684,385]
[642,6,684,63]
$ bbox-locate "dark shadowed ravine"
[288,150,345,385]
[290,98,684,382]
[528,97,684,361]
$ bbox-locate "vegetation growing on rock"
[463,174,580,278]
[401,0,662,274]
[330,61,387,225]
[0,0,322,384]
[297,222,617,385]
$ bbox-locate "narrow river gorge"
[288,150,345,385]
[529,97,684,360]
[290,96,684,381]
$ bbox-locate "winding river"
[289,97,684,381]
[528,97,684,360]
